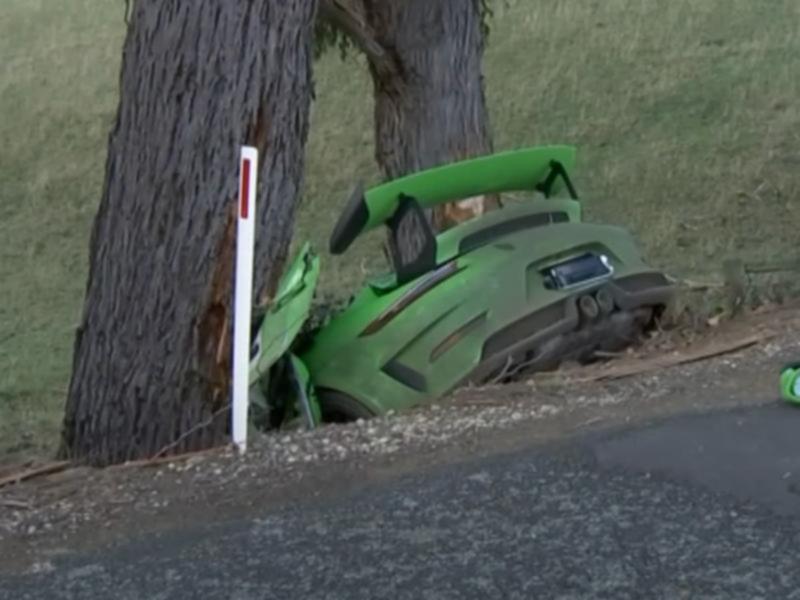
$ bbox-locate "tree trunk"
[362,0,497,231]
[60,0,318,466]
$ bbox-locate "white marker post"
[232,146,258,455]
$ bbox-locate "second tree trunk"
[364,0,496,231]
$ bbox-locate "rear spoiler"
[329,145,577,255]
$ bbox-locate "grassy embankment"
[1,0,798,458]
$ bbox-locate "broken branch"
[0,461,71,490]
[1,499,32,510]
[109,446,226,471]
[570,332,773,384]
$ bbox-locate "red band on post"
[240,158,251,219]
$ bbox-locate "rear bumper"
[461,271,675,386]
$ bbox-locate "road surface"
[2,401,800,599]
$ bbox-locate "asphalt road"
[3,402,800,599]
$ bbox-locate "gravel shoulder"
[1,301,798,575]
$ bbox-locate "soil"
[1,300,798,575]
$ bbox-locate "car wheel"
[318,390,376,423]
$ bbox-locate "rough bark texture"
[60,0,318,466]
[362,0,498,231]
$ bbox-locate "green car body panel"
[248,241,320,387]
[781,364,800,404]
[248,241,322,427]
[302,220,670,416]
[251,145,675,424]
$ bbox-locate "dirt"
[0,300,798,575]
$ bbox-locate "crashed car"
[248,145,675,430]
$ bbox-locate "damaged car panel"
[248,242,321,429]
[250,145,675,429]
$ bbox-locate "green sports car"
[248,145,675,430]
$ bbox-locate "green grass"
[2,0,799,459]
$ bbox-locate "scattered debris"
[571,332,774,383]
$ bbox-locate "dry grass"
[2,0,799,459]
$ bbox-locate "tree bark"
[362,0,498,231]
[60,0,318,466]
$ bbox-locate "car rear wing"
[329,145,578,255]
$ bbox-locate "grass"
[2,0,799,459]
